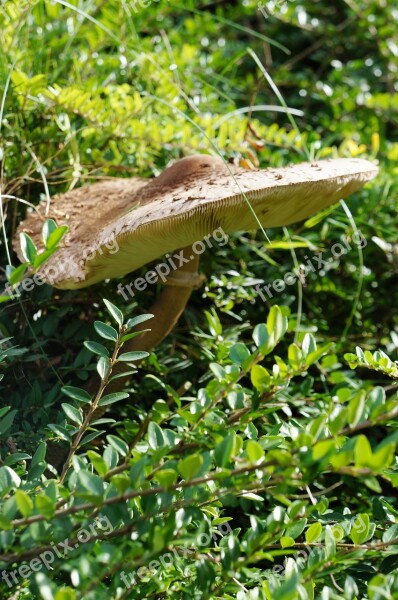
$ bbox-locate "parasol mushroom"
[14,154,378,393]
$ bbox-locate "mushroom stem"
[127,246,201,353]
[90,246,202,395]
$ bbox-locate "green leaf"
[148,422,166,450]
[117,351,149,362]
[106,435,129,456]
[77,470,104,497]
[305,343,333,367]
[368,575,388,600]
[285,518,307,540]
[4,453,31,466]
[332,525,345,543]
[328,407,348,436]
[196,557,216,590]
[288,343,303,370]
[240,492,264,502]
[205,308,222,337]
[214,431,235,468]
[61,403,83,425]
[229,343,251,365]
[54,587,76,600]
[382,524,398,544]
[312,439,336,462]
[253,323,269,349]
[80,431,104,446]
[223,534,240,568]
[355,435,395,471]
[45,225,68,249]
[97,356,110,380]
[267,305,288,344]
[94,321,118,341]
[250,364,270,391]
[154,468,177,489]
[15,489,34,517]
[0,409,17,435]
[210,363,226,381]
[280,536,295,548]
[324,524,336,558]
[103,299,123,328]
[87,451,108,477]
[0,406,11,418]
[368,386,386,416]
[301,333,316,356]
[130,458,147,487]
[306,522,322,543]
[351,513,370,545]
[31,442,47,468]
[348,391,366,427]
[304,203,337,228]
[371,443,395,470]
[274,574,299,600]
[42,218,58,246]
[121,329,151,343]
[61,386,92,403]
[344,352,358,369]
[178,454,203,480]
[246,440,264,463]
[47,424,72,442]
[0,466,21,494]
[0,515,12,530]
[99,392,129,407]
[83,341,109,357]
[8,263,28,285]
[33,247,58,269]
[35,494,56,519]
[354,435,373,468]
[19,232,37,263]
[126,314,154,329]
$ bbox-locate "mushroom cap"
[14,155,378,289]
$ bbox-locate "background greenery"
[0,0,397,598]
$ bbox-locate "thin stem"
[59,327,127,483]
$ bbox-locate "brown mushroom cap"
[14,155,378,289]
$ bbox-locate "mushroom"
[14,154,378,393]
